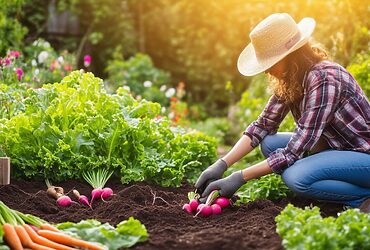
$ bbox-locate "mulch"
[0,178,343,250]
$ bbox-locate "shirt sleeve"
[244,95,289,148]
[267,70,341,174]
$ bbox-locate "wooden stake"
[0,157,10,185]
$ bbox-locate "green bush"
[105,53,172,106]
[276,204,370,250]
[0,71,217,187]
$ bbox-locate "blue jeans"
[260,132,370,207]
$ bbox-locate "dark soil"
[0,179,343,250]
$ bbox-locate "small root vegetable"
[182,204,192,214]
[38,230,105,250]
[40,224,59,232]
[189,199,199,211]
[15,225,54,250]
[23,224,75,250]
[90,188,104,206]
[73,190,91,209]
[101,187,113,201]
[2,223,23,250]
[211,204,222,215]
[199,205,212,217]
[196,204,205,213]
[214,197,230,208]
[56,195,73,207]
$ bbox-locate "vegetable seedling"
[82,169,114,206]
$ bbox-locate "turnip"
[82,168,114,207]
[182,204,192,214]
[72,189,91,209]
[45,179,64,199]
[211,204,222,215]
[214,197,231,208]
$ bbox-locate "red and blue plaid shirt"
[244,60,370,174]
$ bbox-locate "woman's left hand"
[200,170,246,202]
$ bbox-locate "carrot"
[40,223,60,232]
[14,225,55,250]
[2,223,23,250]
[23,224,76,250]
[38,230,105,250]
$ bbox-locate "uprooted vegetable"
[82,169,114,207]
[0,201,105,250]
[182,190,231,217]
[45,179,74,207]
[73,190,91,209]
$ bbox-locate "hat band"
[255,31,302,61]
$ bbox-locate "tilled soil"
[0,179,343,250]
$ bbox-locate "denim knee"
[281,166,310,195]
[260,135,273,158]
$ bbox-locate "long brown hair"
[269,43,328,104]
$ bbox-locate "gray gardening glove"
[200,170,246,202]
[195,159,228,194]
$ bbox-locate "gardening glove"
[200,170,246,202]
[195,159,228,194]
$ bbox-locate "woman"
[195,13,370,212]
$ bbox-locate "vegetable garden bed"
[0,178,343,250]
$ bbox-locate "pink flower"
[64,64,73,71]
[4,57,11,65]
[83,55,91,67]
[15,68,23,81]
[9,50,21,59]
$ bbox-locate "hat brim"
[237,17,316,76]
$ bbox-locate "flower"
[31,59,37,67]
[4,57,11,65]
[84,55,92,67]
[57,56,64,64]
[165,88,176,98]
[15,68,23,81]
[34,69,40,75]
[64,64,73,71]
[159,85,167,92]
[38,51,49,64]
[123,86,130,91]
[8,50,21,59]
[143,80,153,88]
[161,107,166,113]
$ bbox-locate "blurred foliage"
[347,51,370,98]
[105,53,171,106]
[0,0,28,55]
[17,0,369,115]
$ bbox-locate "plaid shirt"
[244,60,370,174]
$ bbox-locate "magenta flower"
[84,55,92,67]
[4,57,11,65]
[15,67,23,81]
[9,50,21,59]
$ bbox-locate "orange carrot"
[2,223,23,250]
[23,224,76,250]
[38,229,104,250]
[14,225,55,250]
[40,223,60,232]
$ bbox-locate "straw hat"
[237,13,316,76]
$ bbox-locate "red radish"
[82,169,113,207]
[101,187,114,201]
[182,204,192,214]
[28,224,39,232]
[73,190,91,209]
[214,197,230,208]
[211,204,222,215]
[196,203,206,213]
[56,195,72,207]
[199,205,212,217]
[189,199,199,211]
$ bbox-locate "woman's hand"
[194,159,228,193]
[200,170,246,201]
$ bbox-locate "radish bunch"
[82,168,114,207]
[182,190,231,217]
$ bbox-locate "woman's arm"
[241,159,272,181]
[221,135,254,166]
